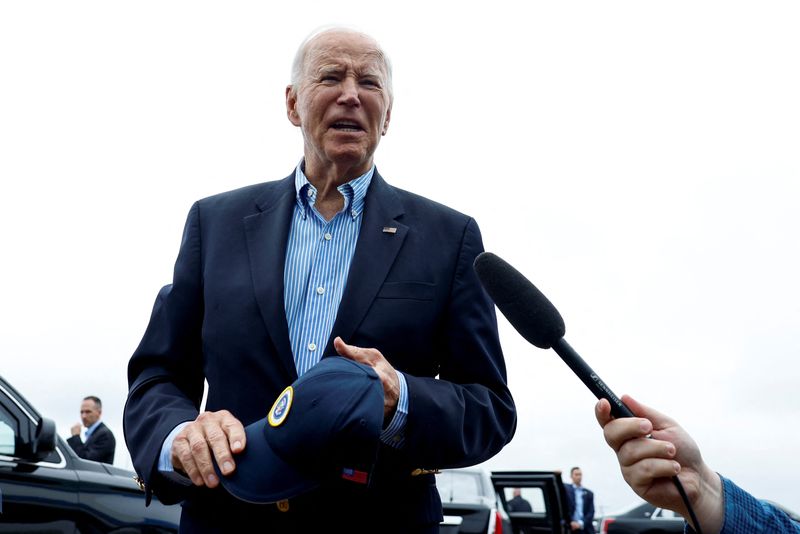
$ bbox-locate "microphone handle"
[551,337,706,532]
[551,337,634,419]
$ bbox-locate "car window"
[437,471,484,503]
[0,404,19,455]
[502,487,547,512]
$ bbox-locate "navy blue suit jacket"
[124,170,516,530]
[66,422,116,464]
[566,484,595,534]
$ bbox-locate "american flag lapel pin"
[382,226,397,234]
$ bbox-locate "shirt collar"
[85,420,102,437]
[294,161,374,220]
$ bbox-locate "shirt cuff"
[380,369,408,449]
[158,421,191,472]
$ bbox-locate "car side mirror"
[31,417,57,460]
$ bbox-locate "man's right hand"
[170,410,246,488]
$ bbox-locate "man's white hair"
[289,25,393,99]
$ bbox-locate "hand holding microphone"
[473,252,704,533]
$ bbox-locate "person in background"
[123,26,515,533]
[595,394,800,534]
[565,466,595,533]
[507,487,532,513]
[67,395,115,464]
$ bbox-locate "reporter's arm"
[700,476,800,534]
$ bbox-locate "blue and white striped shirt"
[285,164,407,446]
[284,166,371,376]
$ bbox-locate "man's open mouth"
[330,121,364,132]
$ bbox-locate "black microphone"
[474,251,704,533]
[473,251,633,418]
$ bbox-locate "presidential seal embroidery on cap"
[268,386,293,427]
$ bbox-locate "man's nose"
[337,77,360,106]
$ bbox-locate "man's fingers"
[171,410,247,487]
[334,336,367,362]
[334,337,399,419]
[186,426,219,487]
[595,399,613,427]
[221,414,246,455]
[622,394,678,431]
[617,436,677,468]
[214,411,246,473]
[173,432,206,486]
[622,457,682,489]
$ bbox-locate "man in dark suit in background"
[124,27,516,533]
[507,488,533,513]
[566,466,595,533]
[67,395,115,464]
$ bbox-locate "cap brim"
[215,417,321,504]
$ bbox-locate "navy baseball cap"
[215,356,385,504]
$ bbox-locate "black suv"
[437,467,572,534]
[0,374,180,532]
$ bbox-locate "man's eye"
[361,79,380,87]
[320,75,339,82]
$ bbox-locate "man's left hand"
[334,337,399,422]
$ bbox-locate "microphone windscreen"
[473,252,566,349]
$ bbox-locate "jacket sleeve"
[123,202,206,505]
[402,217,517,469]
[685,476,800,534]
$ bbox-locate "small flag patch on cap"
[341,467,369,484]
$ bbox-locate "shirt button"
[306,189,313,197]
[316,286,325,295]
[308,343,317,351]
[351,210,356,217]
[324,233,332,241]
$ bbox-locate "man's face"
[80,399,101,428]
[571,469,583,486]
[286,31,392,179]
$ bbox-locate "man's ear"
[382,104,392,136]
[286,85,301,126]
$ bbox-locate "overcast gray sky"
[2,0,798,515]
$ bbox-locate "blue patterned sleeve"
[685,475,799,534]
[378,369,408,448]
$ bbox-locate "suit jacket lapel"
[325,171,407,355]
[244,175,298,382]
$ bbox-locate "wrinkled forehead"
[304,33,388,77]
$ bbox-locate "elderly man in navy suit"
[124,27,516,533]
